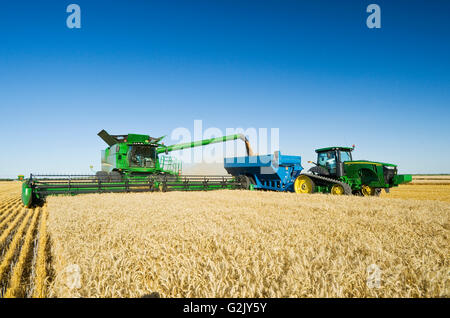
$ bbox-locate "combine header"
[22,130,252,207]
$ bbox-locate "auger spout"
[156,134,255,156]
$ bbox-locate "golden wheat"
[0,182,48,298]
[0,197,20,211]
[33,206,49,298]
[0,181,449,298]
[47,190,449,298]
[5,208,40,298]
[0,208,27,247]
[381,184,450,202]
[0,182,21,199]
[0,207,21,229]
[0,209,34,286]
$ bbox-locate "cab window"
[318,151,335,166]
[318,151,337,174]
[129,145,156,168]
[340,151,352,162]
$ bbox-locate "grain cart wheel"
[331,184,345,195]
[361,185,376,196]
[294,175,315,194]
[238,175,251,190]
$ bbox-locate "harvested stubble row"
[0,208,28,247]
[0,209,35,290]
[47,190,449,298]
[0,198,20,211]
[0,207,21,228]
[33,206,49,298]
[0,200,49,298]
[5,208,40,297]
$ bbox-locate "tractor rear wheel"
[331,184,345,195]
[361,185,376,196]
[294,175,315,194]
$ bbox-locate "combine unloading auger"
[21,130,252,207]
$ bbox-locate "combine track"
[0,192,50,298]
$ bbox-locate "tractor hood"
[344,160,397,167]
[344,160,411,186]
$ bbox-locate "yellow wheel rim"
[331,184,345,195]
[361,185,374,196]
[294,175,314,194]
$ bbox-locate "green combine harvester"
[22,130,253,207]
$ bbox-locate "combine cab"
[21,130,252,207]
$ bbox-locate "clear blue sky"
[1,0,449,177]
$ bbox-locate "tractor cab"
[312,146,354,177]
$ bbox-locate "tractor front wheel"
[294,175,315,194]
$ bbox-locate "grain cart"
[224,146,412,195]
[224,151,303,192]
[21,130,253,207]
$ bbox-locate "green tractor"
[294,146,412,196]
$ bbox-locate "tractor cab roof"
[315,146,354,153]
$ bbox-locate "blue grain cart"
[224,151,303,192]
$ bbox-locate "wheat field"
[0,182,49,298]
[381,184,450,202]
[410,175,450,185]
[47,190,449,298]
[0,180,449,298]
